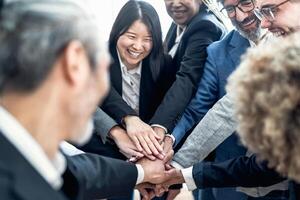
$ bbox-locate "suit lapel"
[110,50,123,94]
[229,31,251,68]
[164,23,177,51]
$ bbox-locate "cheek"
[144,43,153,57]
[117,37,129,53]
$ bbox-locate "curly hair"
[227,32,300,182]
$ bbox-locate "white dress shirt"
[168,25,186,58]
[0,106,66,190]
[118,51,142,115]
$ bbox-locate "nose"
[132,39,143,51]
[171,0,182,7]
[260,17,272,29]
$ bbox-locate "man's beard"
[232,15,262,42]
[69,118,94,146]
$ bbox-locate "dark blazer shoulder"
[0,132,67,200]
[183,7,226,39]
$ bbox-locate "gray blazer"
[93,107,117,143]
[173,94,236,167]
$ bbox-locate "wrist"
[123,115,140,125]
[109,125,123,140]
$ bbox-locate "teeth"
[128,50,141,58]
[273,31,285,37]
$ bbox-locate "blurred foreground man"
[0,1,171,200]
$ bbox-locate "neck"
[1,89,65,160]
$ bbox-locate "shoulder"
[186,9,226,34]
[206,30,236,54]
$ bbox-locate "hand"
[138,149,174,184]
[138,157,165,184]
[156,168,185,191]
[136,183,156,200]
[152,126,166,143]
[109,126,144,159]
[124,116,164,159]
[162,136,174,164]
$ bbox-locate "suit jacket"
[101,50,175,124]
[64,153,138,199]
[192,155,292,199]
[192,155,285,188]
[149,5,227,131]
[93,107,117,143]
[173,94,235,167]
[0,132,68,200]
[172,30,249,158]
[0,131,138,200]
[171,30,252,199]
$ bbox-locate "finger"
[166,189,181,200]
[128,148,145,158]
[165,163,173,170]
[149,134,164,153]
[138,136,152,155]
[163,149,174,163]
[144,136,160,156]
[139,188,150,200]
[144,152,156,161]
[131,136,143,152]
[154,185,166,196]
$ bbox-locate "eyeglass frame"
[220,0,255,18]
[253,0,290,21]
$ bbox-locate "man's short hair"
[0,0,107,93]
[227,32,300,182]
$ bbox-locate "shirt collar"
[0,106,66,190]
[117,49,142,76]
[176,25,186,38]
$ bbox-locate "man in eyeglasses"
[254,0,300,36]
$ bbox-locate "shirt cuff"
[165,134,176,145]
[151,124,168,134]
[181,166,197,191]
[135,164,145,185]
[171,161,184,169]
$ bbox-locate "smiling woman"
[81,0,177,186]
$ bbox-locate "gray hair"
[0,0,108,93]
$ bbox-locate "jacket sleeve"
[192,154,285,188]
[93,107,117,143]
[172,44,219,146]
[64,153,138,199]
[149,20,224,131]
[101,86,137,124]
[173,94,236,166]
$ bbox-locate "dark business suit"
[81,48,175,157]
[0,132,68,200]
[0,132,138,200]
[192,155,293,199]
[101,50,175,124]
[149,5,227,131]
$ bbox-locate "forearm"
[173,94,236,167]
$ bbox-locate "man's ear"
[60,40,89,86]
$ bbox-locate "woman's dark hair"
[109,0,164,80]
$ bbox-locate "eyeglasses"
[220,0,255,18]
[253,0,290,21]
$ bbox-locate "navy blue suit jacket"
[172,30,249,160]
